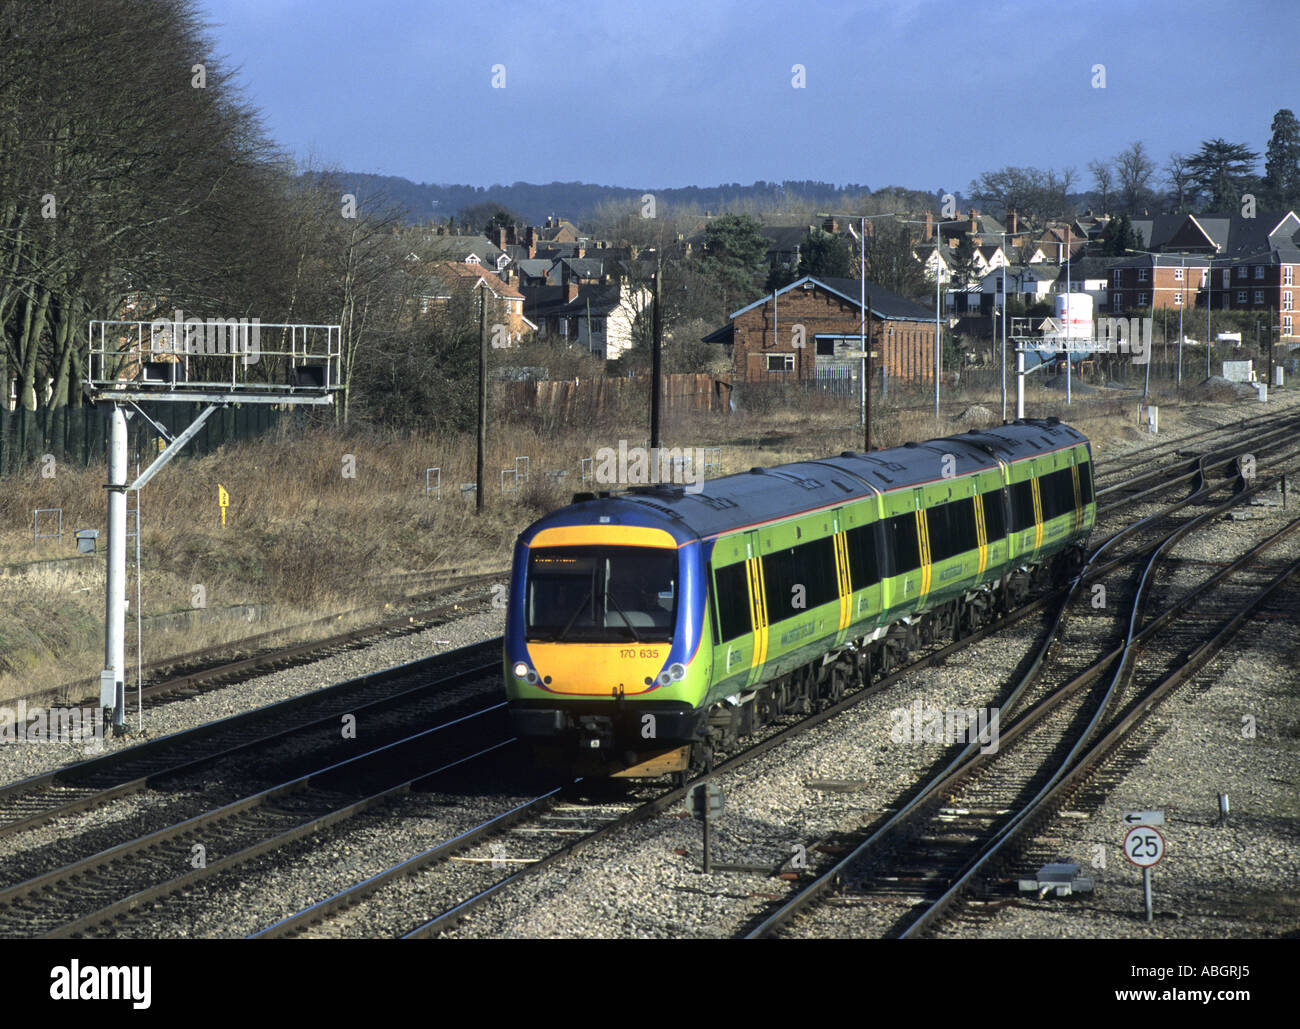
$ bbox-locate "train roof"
[520,419,1091,546]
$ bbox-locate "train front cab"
[504,522,711,775]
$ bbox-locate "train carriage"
[505,418,1095,777]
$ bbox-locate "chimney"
[969,209,978,234]
[577,244,585,259]
[525,226,536,259]
[823,216,838,234]
[1009,208,1018,236]
[506,224,517,246]
[925,211,933,241]
[494,227,507,249]
[566,281,579,303]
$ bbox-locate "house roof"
[725,276,934,325]
[559,258,608,278]
[516,259,553,278]
[424,234,507,265]
[1002,263,1060,283]
[429,261,524,300]
[941,213,1005,237]
[761,226,809,252]
[522,284,629,320]
[1134,210,1300,256]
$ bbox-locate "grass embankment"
[0,381,1220,699]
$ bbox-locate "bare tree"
[1115,141,1157,214]
[1088,160,1115,213]
[1164,152,1196,212]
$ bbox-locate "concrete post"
[104,404,127,730]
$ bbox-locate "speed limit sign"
[1124,825,1165,868]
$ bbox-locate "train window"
[1079,460,1094,505]
[712,561,752,643]
[927,497,978,563]
[527,546,677,643]
[1010,479,1036,531]
[845,523,880,589]
[886,511,920,574]
[980,489,1006,541]
[763,535,838,622]
[1040,468,1075,521]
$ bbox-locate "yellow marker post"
[218,484,230,527]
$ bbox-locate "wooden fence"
[501,373,732,418]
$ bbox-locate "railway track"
[0,640,500,843]
[233,442,1299,938]
[740,468,1300,938]
[2,412,1295,938]
[22,569,508,713]
[0,705,518,937]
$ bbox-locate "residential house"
[522,280,652,360]
[421,262,536,342]
[425,234,511,276]
[1108,210,1300,338]
[702,275,937,385]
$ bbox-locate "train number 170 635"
[620,647,661,660]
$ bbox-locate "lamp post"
[896,215,963,423]
[998,231,1014,422]
[819,211,903,448]
[1124,247,1207,392]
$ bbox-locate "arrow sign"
[1122,810,1164,826]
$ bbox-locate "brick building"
[703,276,937,384]
[1107,211,1299,339]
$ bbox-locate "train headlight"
[513,662,529,678]
[668,663,687,681]
[657,671,672,686]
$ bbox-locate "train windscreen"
[526,546,677,643]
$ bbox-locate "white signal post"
[86,319,341,734]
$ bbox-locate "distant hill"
[300,172,945,227]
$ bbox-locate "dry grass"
[0,383,1259,697]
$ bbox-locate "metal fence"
[0,402,284,478]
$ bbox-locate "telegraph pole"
[864,297,872,451]
[650,256,663,450]
[476,284,487,513]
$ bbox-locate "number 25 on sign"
[218,484,230,527]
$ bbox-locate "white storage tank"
[1055,293,1094,340]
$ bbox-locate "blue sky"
[197,0,1300,194]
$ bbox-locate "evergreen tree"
[796,228,853,279]
[696,214,769,312]
[1264,109,1300,209]
[1103,214,1137,256]
[1186,139,1260,210]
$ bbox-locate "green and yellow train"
[504,418,1095,776]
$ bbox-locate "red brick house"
[1107,211,1300,339]
[704,276,937,385]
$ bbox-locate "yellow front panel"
[529,525,679,549]
[527,641,671,696]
